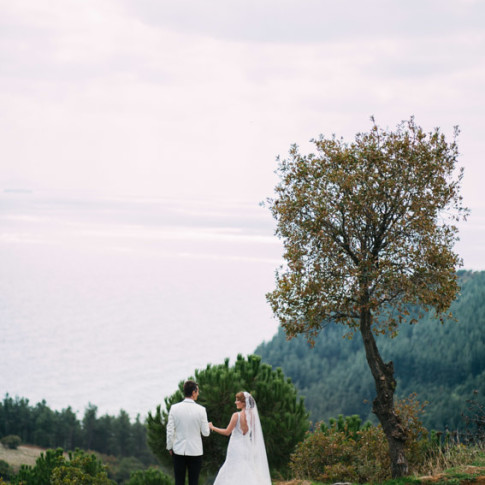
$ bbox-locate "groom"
[166,380,210,485]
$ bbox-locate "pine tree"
[146,354,309,475]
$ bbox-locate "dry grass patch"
[273,481,313,485]
[0,444,68,472]
[0,444,46,470]
[418,466,485,485]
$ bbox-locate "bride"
[209,391,271,485]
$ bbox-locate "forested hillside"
[0,396,154,465]
[255,270,485,431]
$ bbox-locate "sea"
[0,190,283,419]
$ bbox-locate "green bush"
[127,467,174,485]
[13,448,65,484]
[0,459,14,480]
[291,419,390,483]
[319,414,372,437]
[111,456,145,483]
[52,450,112,484]
[147,354,309,475]
[12,448,113,485]
[1,434,21,449]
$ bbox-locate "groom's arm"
[200,408,210,437]
[166,410,175,452]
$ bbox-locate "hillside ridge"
[255,270,485,430]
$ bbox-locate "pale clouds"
[0,0,484,211]
[119,0,485,44]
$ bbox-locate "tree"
[55,407,82,450]
[0,395,32,441]
[132,414,153,465]
[266,117,467,477]
[114,410,135,457]
[33,401,56,448]
[147,354,309,475]
[82,403,99,451]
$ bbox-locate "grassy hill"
[255,270,485,430]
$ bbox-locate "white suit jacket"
[166,398,210,456]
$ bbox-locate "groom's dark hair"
[183,380,198,397]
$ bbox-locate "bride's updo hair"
[235,391,246,403]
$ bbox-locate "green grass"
[306,462,485,485]
[375,477,422,485]
[445,468,481,479]
[471,452,485,467]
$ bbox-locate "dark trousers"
[172,453,203,485]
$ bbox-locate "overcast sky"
[1,0,484,264]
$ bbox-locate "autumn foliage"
[290,396,431,483]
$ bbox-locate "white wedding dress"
[213,393,271,485]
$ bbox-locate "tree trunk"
[360,308,409,478]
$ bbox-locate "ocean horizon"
[1,190,282,419]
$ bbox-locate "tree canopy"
[268,117,466,338]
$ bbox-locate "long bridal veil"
[244,392,272,485]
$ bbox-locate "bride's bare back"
[239,410,248,435]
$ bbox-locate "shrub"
[12,448,112,485]
[462,392,485,444]
[291,420,390,483]
[395,393,434,473]
[291,395,431,483]
[51,450,112,484]
[319,414,372,437]
[0,460,14,480]
[111,456,145,483]
[1,434,21,449]
[127,467,174,485]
